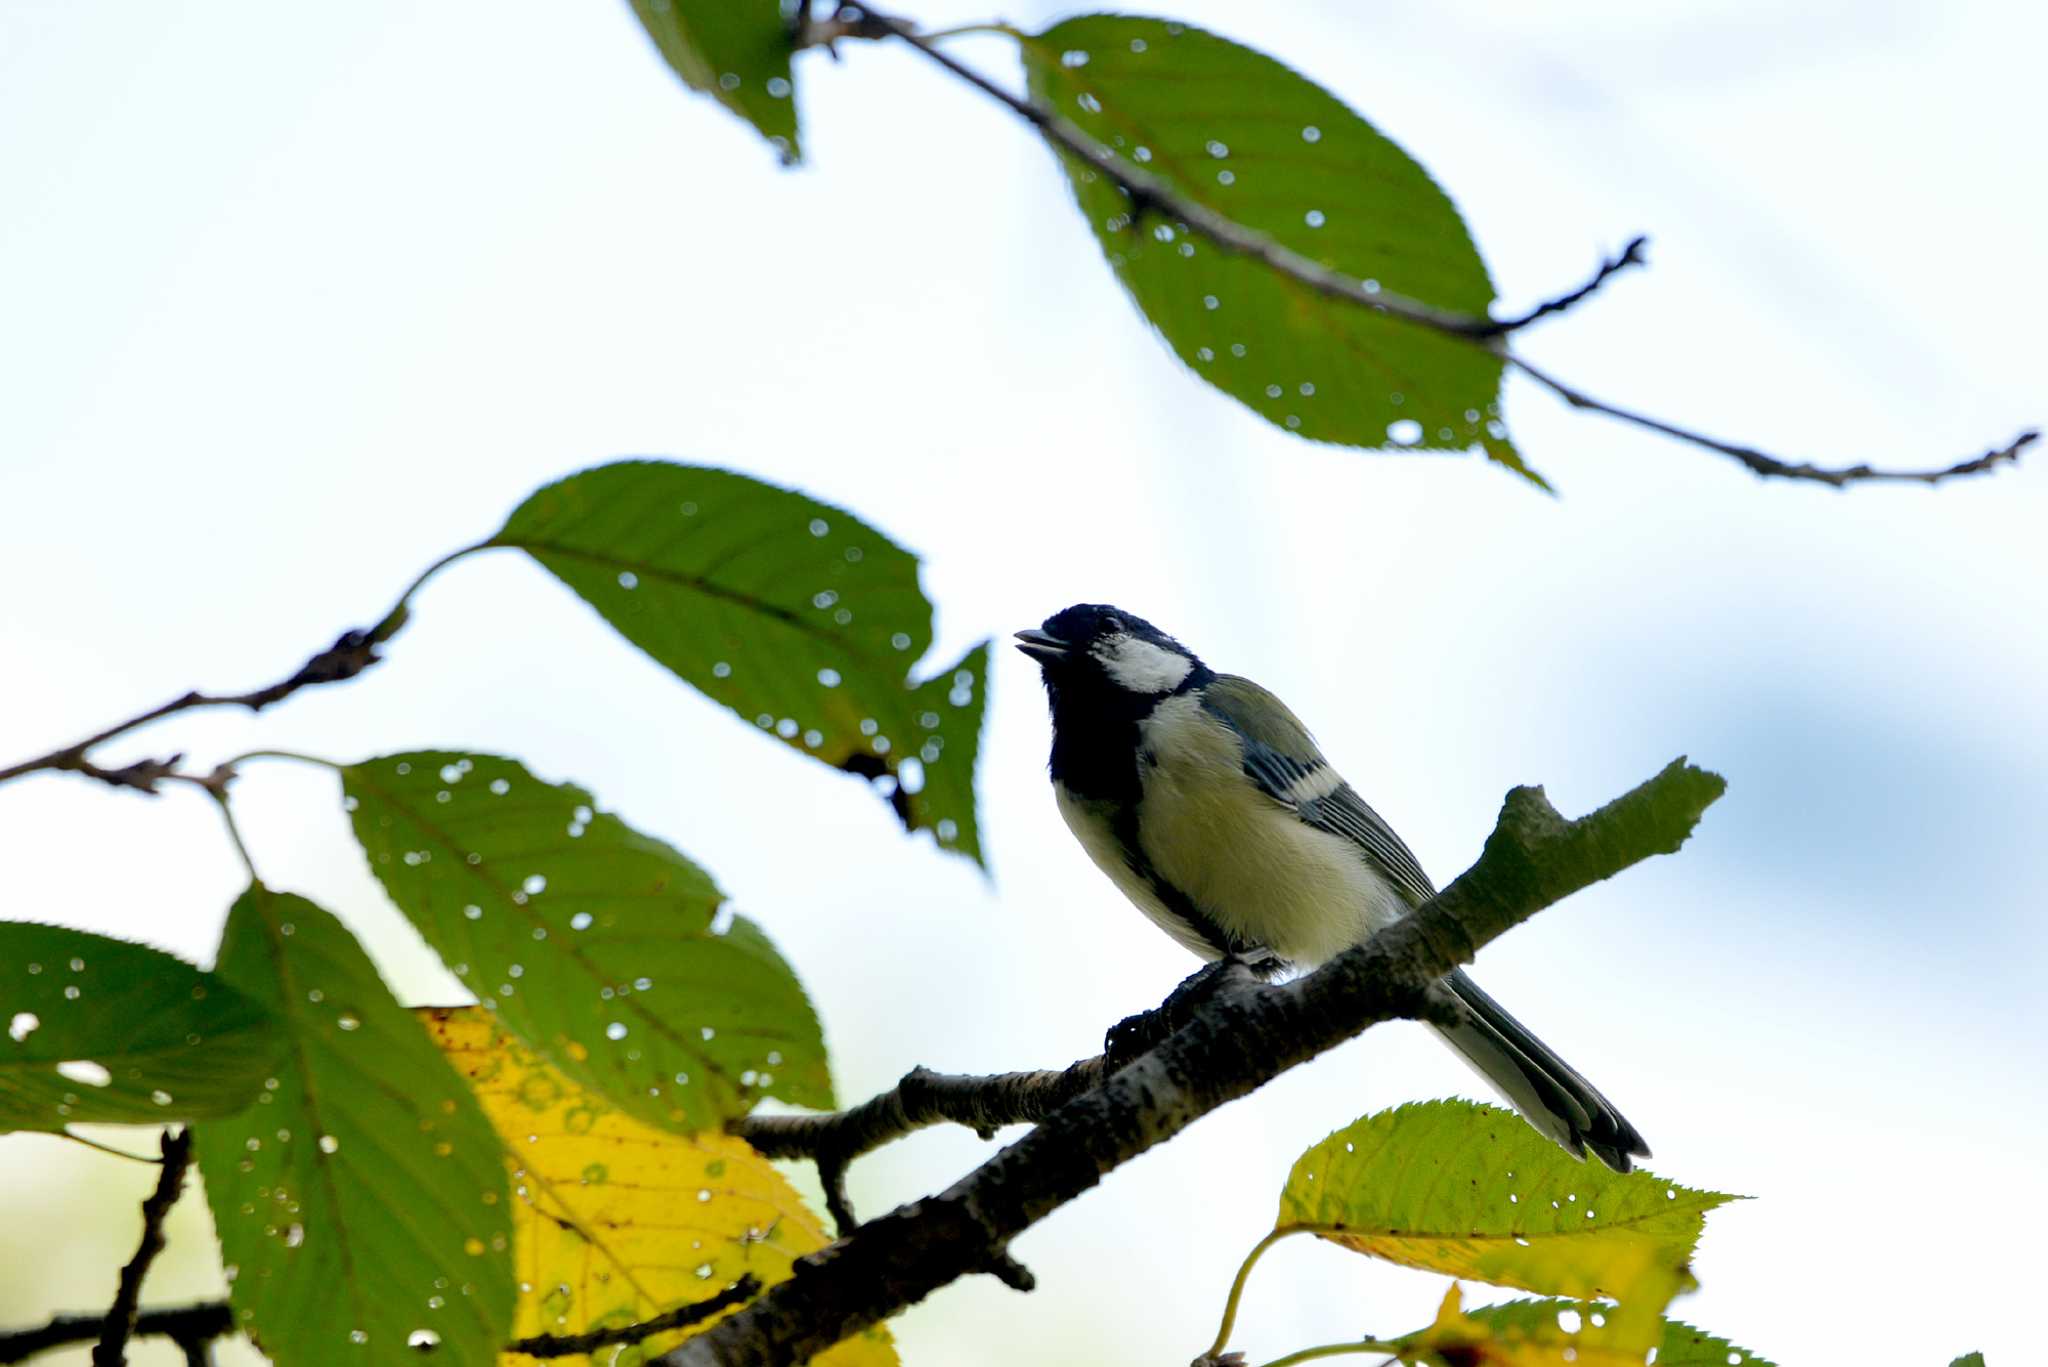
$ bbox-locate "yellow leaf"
[421,1007,895,1366]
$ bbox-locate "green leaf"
[1949,1356,1987,1367]
[342,751,832,1133]
[629,0,801,162]
[1020,16,1529,478]
[0,923,281,1133]
[1280,1100,1734,1338]
[193,886,514,1364]
[491,460,990,865]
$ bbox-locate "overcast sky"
[3,2,2043,1363]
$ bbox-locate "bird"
[1015,602,1648,1171]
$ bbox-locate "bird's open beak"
[1013,627,1069,662]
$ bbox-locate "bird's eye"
[1103,616,1124,634]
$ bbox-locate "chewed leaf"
[1020,16,1532,480]
[492,461,990,866]
[1391,1290,1779,1367]
[194,886,514,1364]
[628,0,802,162]
[343,752,831,1134]
[421,1008,896,1367]
[0,922,282,1133]
[1280,1100,1735,1344]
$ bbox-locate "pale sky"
[2,2,2043,1364]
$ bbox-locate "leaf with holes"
[343,751,831,1135]
[1279,1100,1735,1346]
[1020,16,1536,482]
[0,922,282,1133]
[193,886,514,1363]
[1406,1295,1781,1367]
[421,1008,897,1366]
[491,461,990,865]
[628,0,801,162]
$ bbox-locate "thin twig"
[1484,236,1649,336]
[91,1128,194,1367]
[0,1304,234,1366]
[505,1276,761,1358]
[1505,353,2041,487]
[811,6,2031,487]
[0,543,483,794]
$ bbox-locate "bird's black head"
[1016,604,1212,798]
[1014,603,1211,704]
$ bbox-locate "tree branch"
[660,759,1726,1365]
[735,1062,1105,1232]
[89,1129,194,1367]
[0,1304,234,1366]
[0,1280,767,1365]
[808,6,2031,488]
[506,1276,761,1359]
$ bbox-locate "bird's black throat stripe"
[1106,805,1271,962]
[1045,661,1213,806]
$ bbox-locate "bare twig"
[659,760,1725,1365]
[0,629,381,794]
[0,544,478,795]
[506,1276,762,1358]
[806,6,2030,487]
[91,1129,194,1367]
[0,1304,234,1366]
[1484,236,1649,336]
[1506,353,2041,487]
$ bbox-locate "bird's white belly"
[1138,695,1409,965]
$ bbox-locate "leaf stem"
[221,749,346,772]
[213,793,261,884]
[1255,1342,1405,1367]
[919,21,1021,41]
[1207,1227,1304,1359]
[59,1132,166,1165]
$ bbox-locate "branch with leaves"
[656,760,1726,1366]
[643,1,2035,489]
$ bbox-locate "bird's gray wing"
[1199,674,1436,907]
[1200,676,1649,1171]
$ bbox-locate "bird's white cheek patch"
[1093,634,1193,694]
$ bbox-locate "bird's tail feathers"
[1427,969,1649,1172]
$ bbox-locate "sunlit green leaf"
[0,922,281,1133]
[628,0,801,162]
[193,886,514,1364]
[491,461,990,865]
[342,751,831,1134]
[1020,16,1531,479]
[1280,1100,1735,1343]
[1948,1355,1987,1367]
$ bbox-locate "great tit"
[1016,603,1648,1171]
